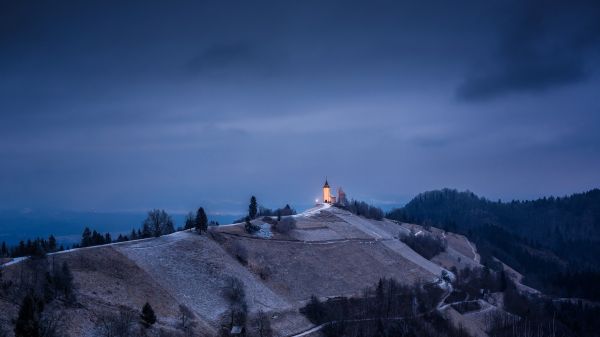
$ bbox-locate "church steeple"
[322,177,332,203]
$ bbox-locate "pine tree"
[48,235,57,252]
[249,196,258,219]
[31,241,46,258]
[0,241,7,257]
[81,227,92,247]
[17,240,25,257]
[244,217,259,234]
[184,212,195,230]
[195,207,208,234]
[14,294,41,337]
[140,302,157,327]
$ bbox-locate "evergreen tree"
[130,229,138,240]
[1,241,7,257]
[47,235,57,252]
[249,196,258,219]
[195,207,208,233]
[184,212,195,230]
[81,227,92,247]
[140,302,157,327]
[244,217,259,234]
[91,230,103,245]
[30,241,46,258]
[17,240,25,257]
[14,294,41,337]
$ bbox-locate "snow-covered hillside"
[0,204,485,337]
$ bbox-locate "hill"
[387,188,600,300]
[0,204,489,337]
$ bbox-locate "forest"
[387,188,600,300]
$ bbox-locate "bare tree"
[230,242,248,265]
[142,209,175,237]
[96,308,137,337]
[250,256,272,280]
[223,276,248,327]
[223,277,246,305]
[249,311,272,337]
[39,310,64,337]
[273,217,296,234]
[178,304,196,336]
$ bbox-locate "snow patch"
[256,223,273,239]
[1,256,28,267]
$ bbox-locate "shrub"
[249,257,272,280]
[209,230,226,244]
[230,242,248,265]
[244,218,260,234]
[96,308,137,337]
[400,232,446,260]
[223,277,246,305]
[344,200,384,220]
[249,310,272,337]
[300,296,327,325]
[273,217,296,234]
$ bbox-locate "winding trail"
[465,239,480,263]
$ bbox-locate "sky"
[1,0,599,215]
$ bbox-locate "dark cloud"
[458,0,600,101]
[0,1,599,212]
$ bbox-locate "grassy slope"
[1,206,475,337]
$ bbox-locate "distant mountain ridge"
[387,188,600,300]
[390,188,600,241]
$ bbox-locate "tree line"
[1,235,64,258]
[300,277,466,337]
[1,251,76,337]
[338,199,384,220]
[387,188,600,301]
[399,231,447,260]
[75,206,217,249]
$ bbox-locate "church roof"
[323,178,330,188]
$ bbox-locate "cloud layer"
[0,0,599,212]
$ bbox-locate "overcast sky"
[1,0,599,214]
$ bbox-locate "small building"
[322,178,339,204]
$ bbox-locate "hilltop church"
[322,178,347,205]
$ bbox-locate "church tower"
[323,178,332,203]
